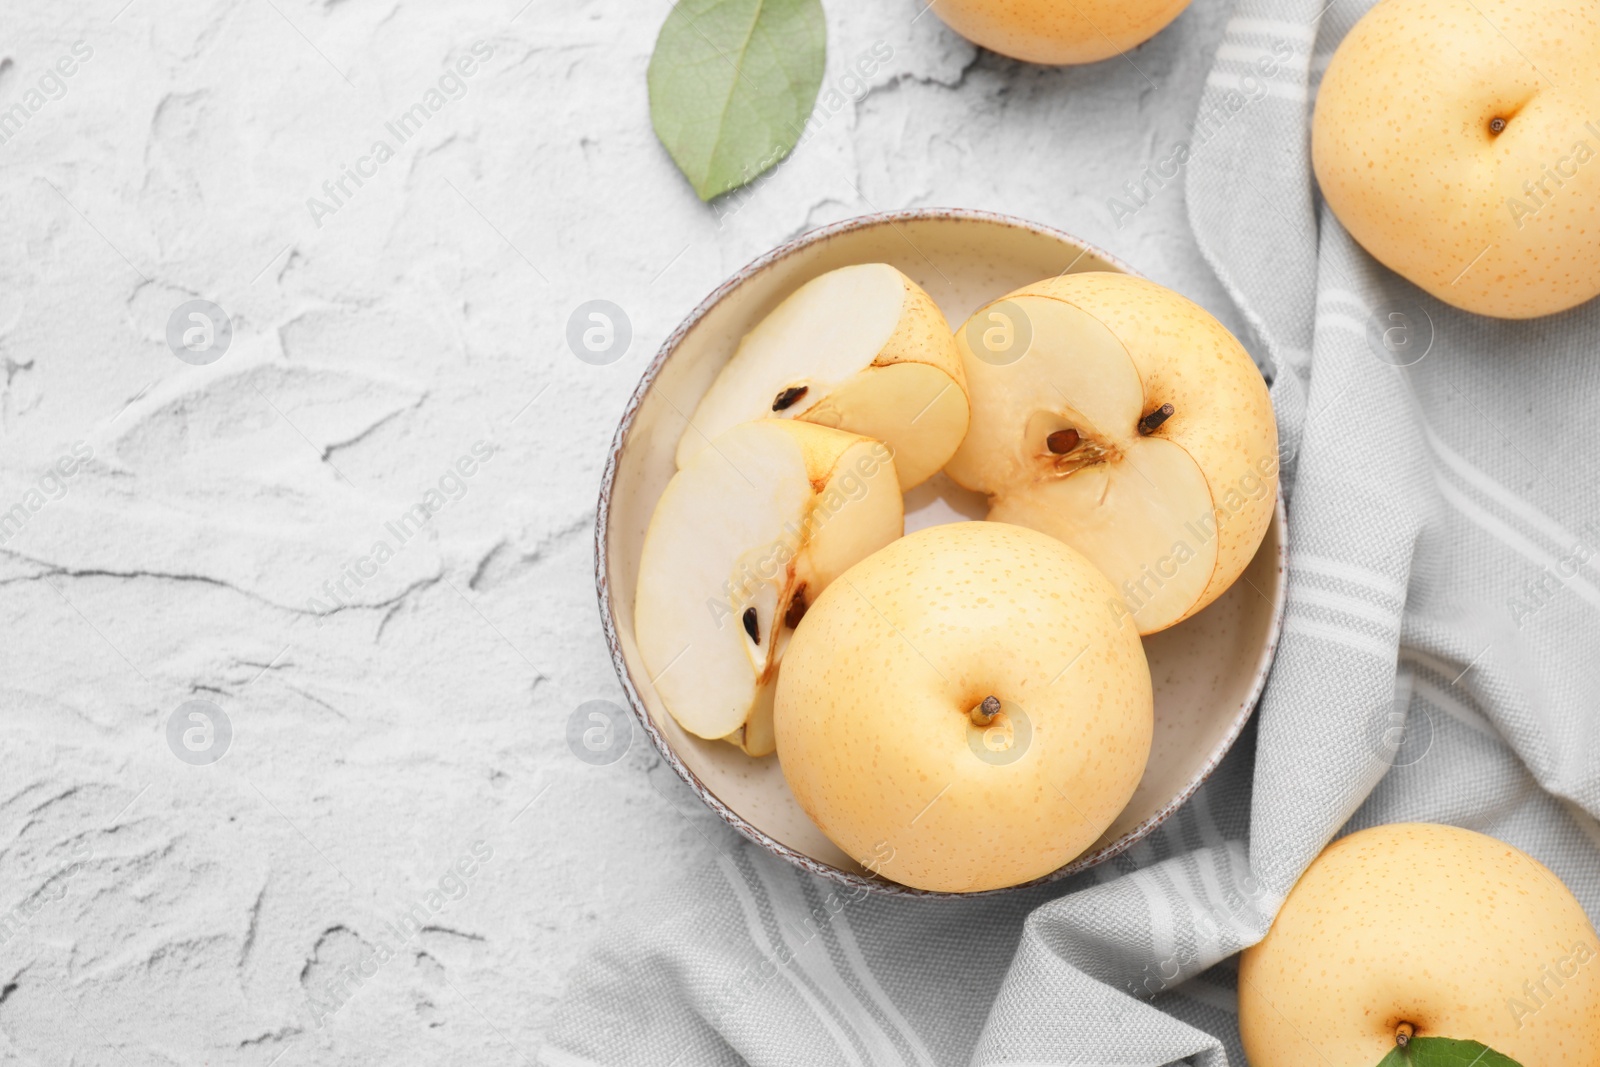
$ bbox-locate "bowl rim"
[593,206,1287,898]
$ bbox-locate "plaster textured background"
[0,0,1258,1061]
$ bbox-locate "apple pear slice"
[676,263,969,490]
[636,419,902,755]
[945,273,1277,635]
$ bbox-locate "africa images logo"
[0,41,93,147]
[1505,120,1600,229]
[302,840,494,1029]
[305,41,494,229]
[304,441,497,623]
[166,300,233,365]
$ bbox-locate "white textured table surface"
[0,1,1252,1062]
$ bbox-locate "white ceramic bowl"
[596,208,1286,897]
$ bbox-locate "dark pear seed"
[772,385,809,412]
[742,607,760,644]
[784,586,809,629]
[1046,429,1081,454]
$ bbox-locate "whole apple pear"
[774,520,1152,893]
[1313,0,1600,318]
[1240,823,1600,1066]
[927,0,1190,65]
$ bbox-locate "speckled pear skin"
[1240,823,1600,1067]
[1312,0,1600,319]
[773,520,1153,893]
[972,271,1278,629]
[928,0,1191,65]
[875,271,967,385]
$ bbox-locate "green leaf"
[1374,1037,1523,1067]
[646,0,826,201]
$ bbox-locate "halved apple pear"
[636,419,903,755]
[676,263,969,490]
[946,273,1277,635]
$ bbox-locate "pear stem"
[1138,403,1175,435]
[1395,1022,1414,1047]
[970,695,1001,727]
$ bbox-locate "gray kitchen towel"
[542,1,1600,1064]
